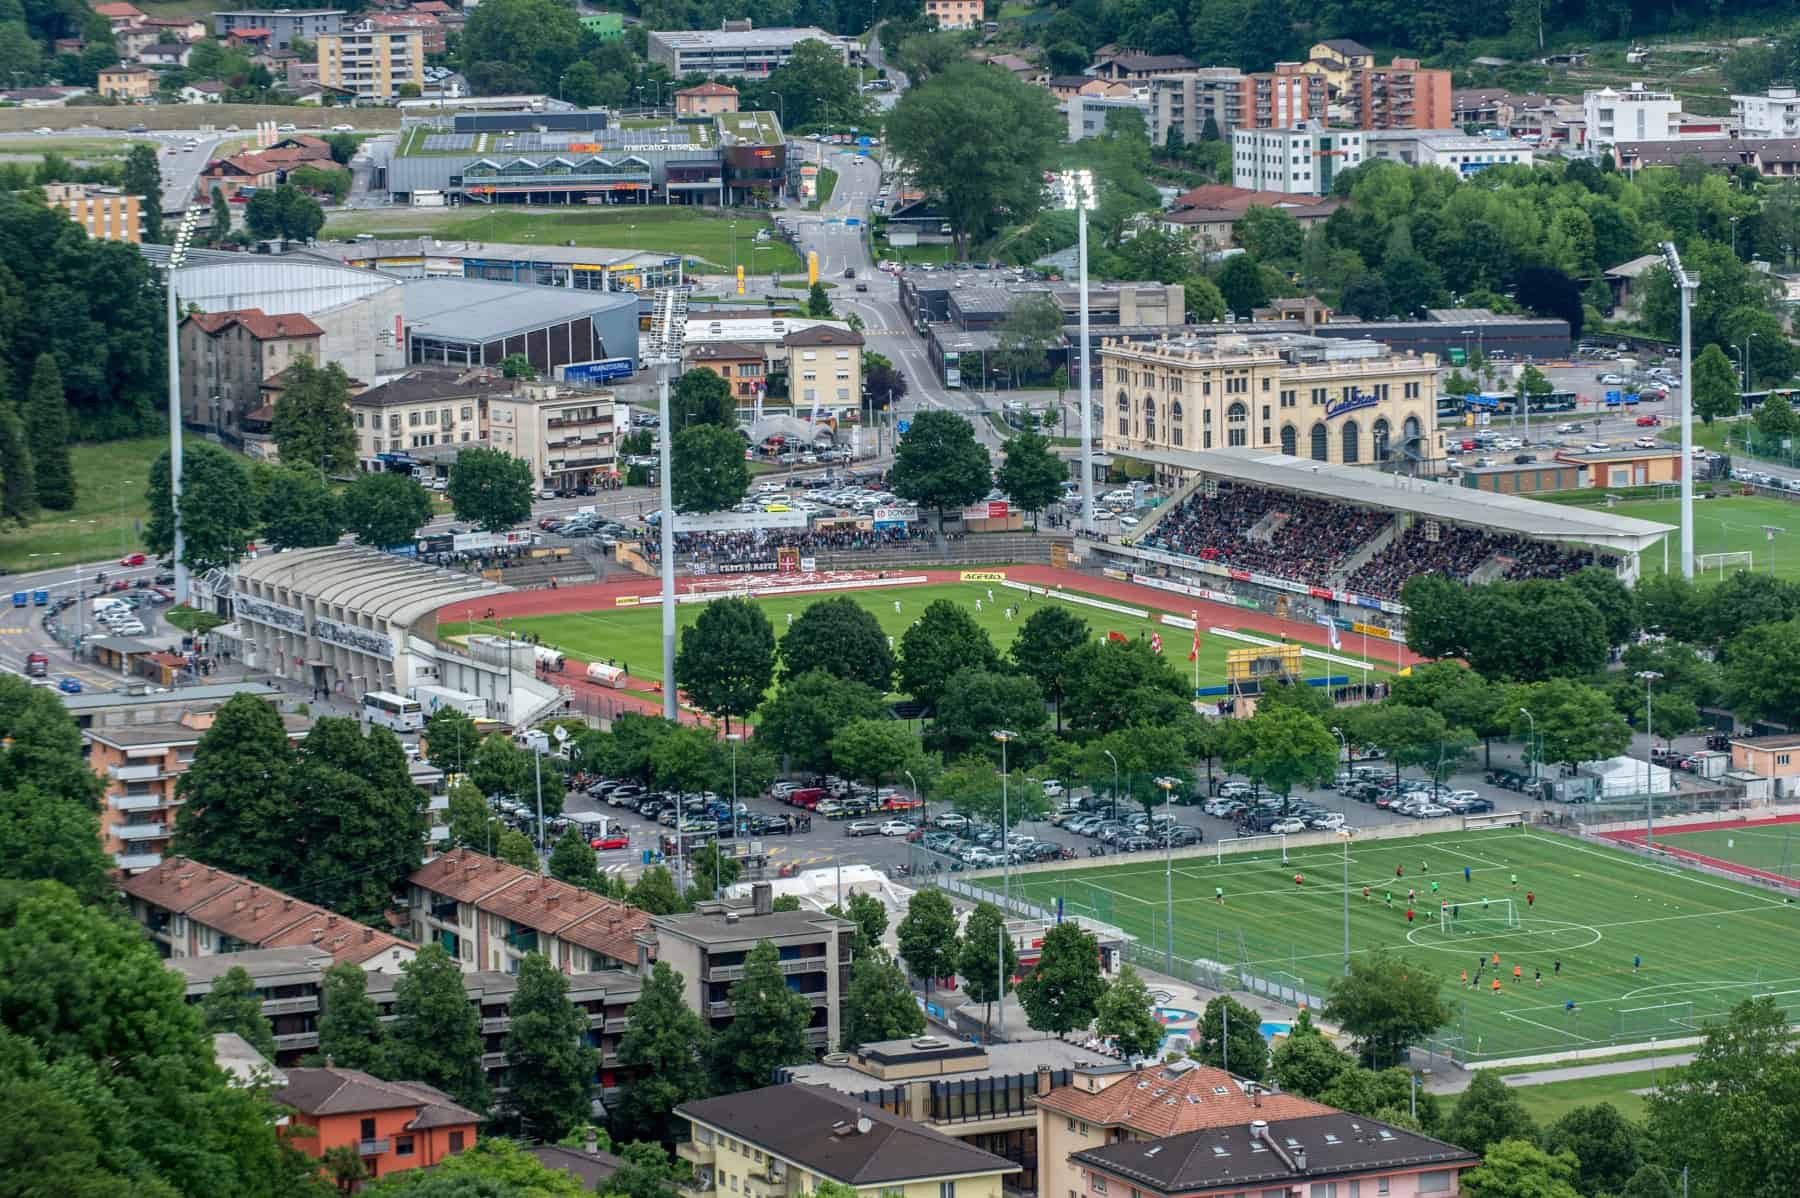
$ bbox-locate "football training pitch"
[437,581,1370,699]
[1611,494,1800,580]
[977,826,1800,1062]
[1603,815,1800,887]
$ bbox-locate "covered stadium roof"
[235,546,510,633]
[1127,449,1675,553]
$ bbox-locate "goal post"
[1697,551,1753,578]
[1439,898,1520,936]
[1219,832,1288,865]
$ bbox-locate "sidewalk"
[1419,1051,1691,1095]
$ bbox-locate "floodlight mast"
[1659,241,1697,580]
[1060,170,1096,535]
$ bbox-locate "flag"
[1317,616,1341,651]
[1107,630,1128,643]
[1151,633,1163,654]
[1188,610,1200,661]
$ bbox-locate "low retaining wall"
[0,105,404,133]
[1580,803,1800,836]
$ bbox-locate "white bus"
[362,690,424,732]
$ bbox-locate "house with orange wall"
[275,1066,479,1183]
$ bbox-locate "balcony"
[780,957,827,975]
[706,963,745,983]
[429,898,459,923]
[273,1031,318,1051]
[505,928,539,953]
[113,822,168,843]
[705,999,734,1018]
[116,851,163,871]
[428,794,450,812]
[803,1027,832,1047]
[358,1139,390,1157]
[108,762,165,783]
[481,1050,508,1069]
[677,1139,715,1166]
[110,792,165,813]
[429,825,450,843]
[482,1016,511,1034]
[603,1016,630,1034]
[261,996,320,1017]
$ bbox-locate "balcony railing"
[113,822,168,843]
[780,957,827,975]
[109,762,165,782]
[429,825,450,843]
[603,1016,630,1033]
[110,792,165,813]
[705,999,733,1017]
[358,1139,390,1157]
[429,899,459,922]
[707,964,745,982]
[677,1140,715,1165]
[482,1016,510,1034]
[273,1031,319,1050]
[116,851,163,871]
[480,1050,507,1069]
[261,996,319,1016]
[505,928,539,953]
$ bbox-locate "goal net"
[1698,551,1753,578]
[1438,898,1520,936]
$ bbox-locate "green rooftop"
[716,110,783,146]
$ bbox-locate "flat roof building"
[647,22,850,77]
[171,946,335,1061]
[401,278,639,375]
[487,380,620,493]
[213,8,345,49]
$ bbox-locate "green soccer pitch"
[975,826,1800,1062]
[1609,494,1800,580]
[435,582,1357,698]
[1646,821,1800,881]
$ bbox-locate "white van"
[92,597,130,617]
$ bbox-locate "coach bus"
[362,690,425,733]
[1738,387,1800,415]
[1439,391,1579,419]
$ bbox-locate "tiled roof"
[678,81,738,96]
[689,341,764,360]
[408,847,537,904]
[1169,184,1306,213]
[182,308,324,340]
[1315,38,1372,57]
[186,884,320,944]
[261,909,412,967]
[558,902,653,962]
[276,1067,479,1127]
[409,850,650,963]
[1035,1063,1332,1138]
[784,325,865,347]
[121,857,243,914]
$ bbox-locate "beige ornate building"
[1099,333,1441,480]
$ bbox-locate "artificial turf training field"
[985,826,1800,1062]
[437,582,1364,698]
[1610,494,1800,580]
[1636,818,1800,881]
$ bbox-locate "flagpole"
[1190,610,1199,701]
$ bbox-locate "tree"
[865,352,908,409]
[259,466,344,550]
[0,379,33,527]
[886,63,1062,258]
[1268,1012,1354,1097]
[1543,1104,1643,1198]
[273,358,357,476]
[500,953,598,1142]
[340,467,432,546]
[931,669,1047,761]
[0,782,111,903]
[780,597,896,692]
[1460,1139,1580,1198]
[171,693,296,882]
[709,940,814,1092]
[1214,254,1269,316]
[676,596,775,734]
[1017,920,1106,1038]
[1516,265,1585,338]
[1401,575,1469,660]
[829,718,925,789]
[992,295,1062,386]
[1622,1165,1679,1198]
[471,731,533,801]
[1340,273,1392,320]
[448,446,535,532]
[499,353,536,380]
[24,353,72,510]
[896,889,959,993]
[1461,581,1608,682]
[458,0,582,92]
[423,706,480,773]
[613,961,711,1143]
[1722,619,1800,723]
[146,442,257,573]
[387,944,490,1111]
[841,951,925,1050]
[361,1138,588,1196]
[1061,637,1190,735]
[1323,951,1451,1069]
[1754,393,1799,439]
[627,865,690,916]
[996,430,1065,528]
[1091,964,1160,1059]
[889,410,991,524]
[548,825,603,892]
[671,424,751,514]
[121,142,164,242]
[957,901,1017,1037]
[899,598,1000,708]
[1189,996,1271,1084]
[759,670,889,774]
[1691,342,1739,425]
[1009,605,1090,733]
[200,965,278,1063]
[805,281,834,317]
[495,826,538,869]
[244,184,324,242]
[318,960,385,1072]
[671,369,735,431]
[1503,679,1631,770]
[1566,565,1637,647]
[1443,1071,1540,1158]
[291,718,424,924]
[1222,704,1337,810]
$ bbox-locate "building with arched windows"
[1099,333,1441,484]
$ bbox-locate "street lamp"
[1057,169,1097,535]
[1741,331,1757,392]
[1638,671,1663,848]
[1101,747,1119,820]
[992,729,1016,904]
[1157,777,1175,969]
[164,207,202,604]
[1338,828,1354,976]
[723,732,742,899]
[1330,725,1348,820]
[1660,240,1698,579]
[1519,707,1538,786]
[903,768,921,827]
[649,288,683,720]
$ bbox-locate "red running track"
[1599,816,1800,891]
[441,565,1427,726]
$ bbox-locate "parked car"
[591,834,630,850]
[879,820,913,837]
[932,812,968,830]
[1117,834,1159,852]
[119,553,147,566]
[1269,817,1307,834]
[845,820,881,837]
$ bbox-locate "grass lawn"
[1651,818,1800,880]
[0,137,133,158]
[324,207,801,273]
[874,241,956,266]
[1509,1068,1658,1122]
[983,826,1800,1062]
[0,437,165,574]
[1659,420,1736,455]
[165,605,226,634]
[436,580,1356,702]
[1603,494,1800,579]
[809,168,838,210]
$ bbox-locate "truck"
[24,652,48,678]
[410,684,488,719]
[787,787,826,811]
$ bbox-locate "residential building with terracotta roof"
[924,0,982,31]
[199,151,280,198]
[92,1,146,31]
[276,1067,479,1183]
[178,307,324,448]
[676,80,740,116]
[1092,53,1197,81]
[41,181,145,243]
[687,340,768,399]
[1035,1060,1336,1198]
[171,945,334,1060]
[785,323,864,409]
[97,63,155,100]
[213,7,346,50]
[406,847,653,975]
[119,856,416,971]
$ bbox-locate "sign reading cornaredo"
[960,571,1007,582]
[1325,388,1380,420]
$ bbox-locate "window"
[1781,753,1792,765]
[940,1184,957,1198]
[396,1136,415,1157]
[1342,420,1360,464]
[1310,422,1328,461]
[1311,387,1326,405]
[1404,381,1420,399]
[1376,1179,1388,1196]
[1226,402,1247,448]
[1281,425,1297,455]
[449,1131,466,1154]
[1261,404,1270,421]
[461,405,473,421]
[408,411,420,427]
[1089,1179,1105,1195]
[1416,1173,1450,1195]
[360,1118,377,1141]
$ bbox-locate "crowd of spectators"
[1343,525,1499,598]
[1502,539,1614,581]
[646,524,936,565]
[1140,485,1391,581]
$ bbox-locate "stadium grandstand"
[1096,450,1674,610]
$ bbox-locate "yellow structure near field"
[1225,643,1303,683]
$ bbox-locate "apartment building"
[366,10,444,55]
[785,324,864,409]
[676,81,740,116]
[650,883,853,1052]
[648,23,849,78]
[276,1067,479,1184]
[348,367,513,468]
[924,0,983,30]
[1734,84,1800,139]
[676,1083,1017,1198]
[87,707,313,873]
[1231,123,1364,195]
[1347,58,1452,130]
[1149,66,1326,145]
[486,380,619,493]
[42,182,144,243]
[406,848,652,975]
[214,7,346,49]
[178,308,323,448]
[1092,53,1197,82]
[318,19,424,100]
[171,945,334,1060]
[1301,37,1374,94]
[687,342,767,400]
[97,64,155,100]
[1584,83,1680,147]
[1099,333,1441,475]
[119,856,416,970]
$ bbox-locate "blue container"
[31,590,47,606]
[10,592,24,608]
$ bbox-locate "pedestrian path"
[1420,1052,1693,1095]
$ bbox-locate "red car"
[591,834,630,851]
[119,553,147,566]
[1636,415,1661,427]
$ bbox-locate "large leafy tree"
[470,732,534,803]
[290,718,424,924]
[898,598,1000,708]
[146,443,258,574]
[1094,963,1163,1059]
[1502,678,1632,770]
[272,358,357,476]
[244,184,324,241]
[1193,994,1269,1081]
[548,826,604,893]
[888,410,992,523]
[0,378,33,527]
[1323,950,1452,1069]
[670,368,736,431]
[1017,920,1106,1038]
[991,296,1063,387]
[613,960,711,1143]
[458,0,582,92]
[1009,605,1090,733]
[501,953,598,1142]
[708,939,814,1092]
[1268,1012,1354,1098]
[121,142,164,242]
[422,705,480,773]
[957,901,1017,1037]
[170,693,296,882]
[1443,1071,1541,1157]
[24,353,72,510]
[1722,618,1800,724]
[671,424,751,514]
[759,670,889,773]
[1222,703,1337,809]
[386,944,490,1112]
[257,466,344,550]
[1061,637,1189,735]
[895,889,959,994]
[995,430,1065,527]
[841,951,926,1050]
[886,63,1061,257]
[318,960,386,1072]
[828,717,928,789]
[1460,1139,1581,1198]
[1544,1103,1643,1198]
[200,965,278,1062]
[0,782,111,902]
[675,596,776,733]
[448,445,535,533]
[779,596,895,691]
[931,668,1047,761]
[1690,342,1740,426]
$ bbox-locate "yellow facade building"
[43,183,145,243]
[318,19,424,100]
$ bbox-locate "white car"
[1634,436,1659,448]
[932,812,967,830]
[1586,443,1610,453]
[1041,779,1065,798]
[1555,422,1582,434]
[1599,373,1626,385]
[879,820,913,837]
[1269,817,1307,834]
[331,123,355,132]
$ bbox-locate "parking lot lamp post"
[1331,725,1348,820]
[165,208,201,604]
[1519,707,1537,785]
[993,729,1016,903]
[1660,240,1697,579]
[1338,828,1353,975]
[903,768,921,827]
[1102,748,1119,820]
[1638,671,1662,848]
[1157,777,1175,969]
[533,742,545,871]
[723,733,741,898]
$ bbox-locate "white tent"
[1582,755,1673,798]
